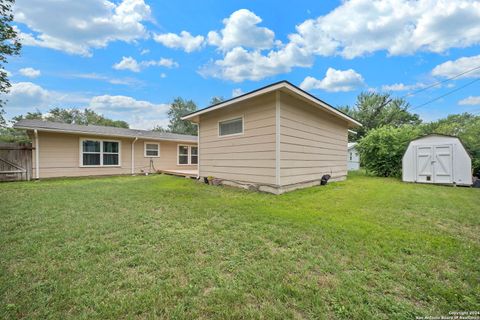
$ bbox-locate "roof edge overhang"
[13,125,198,143]
[181,81,362,128]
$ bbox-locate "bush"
[357,125,421,177]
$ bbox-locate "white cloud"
[113,56,141,72]
[160,73,167,78]
[142,58,179,68]
[113,56,178,72]
[5,82,170,130]
[300,68,365,92]
[153,31,204,53]
[207,9,275,51]
[431,55,480,79]
[6,82,51,109]
[89,95,169,113]
[19,67,41,78]
[15,0,152,57]
[199,43,312,82]
[458,96,480,106]
[289,0,480,59]
[71,73,140,86]
[381,82,428,91]
[232,88,244,97]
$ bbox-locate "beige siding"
[279,91,348,186]
[199,92,276,185]
[33,131,197,178]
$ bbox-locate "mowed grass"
[0,172,479,319]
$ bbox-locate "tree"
[340,92,421,141]
[11,107,129,128]
[357,125,421,177]
[210,96,224,105]
[153,97,197,135]
[420,113,480,174]
[1,108,129,142]
[0,0,22,127]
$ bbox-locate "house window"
[178,145,198,165]
[219,117,243,136]
[144,142,160,157]
[191,146,198,164]
[349,152,353,161]
[81,139,120,166]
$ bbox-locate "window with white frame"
[178,145,198,165]
[191,146,198,164]
[219,117,243,136]
[81,139,120,166]
[144,142,160,157]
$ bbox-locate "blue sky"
[4,0,480,128]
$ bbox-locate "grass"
[0,172,479,319]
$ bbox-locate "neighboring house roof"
[13,119,198,142]
[348,142,357,150]
[181,80,362,128]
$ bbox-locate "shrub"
[357,125,421,177]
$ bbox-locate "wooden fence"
[0,142,33,182]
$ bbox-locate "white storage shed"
[347,143,360,171]
[402,134,472,186]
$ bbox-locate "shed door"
[416,146,434,183]
[416,145,453,183]
[433,145,453,184]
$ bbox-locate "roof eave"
[13,125,197,143]
[181,81,362,127]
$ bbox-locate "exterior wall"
[32,131,197,178]
[402,136,472,185]
[198,92,277,185]
[279,91,349,186]
[347,147,360,171]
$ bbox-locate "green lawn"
[1,173,479,319]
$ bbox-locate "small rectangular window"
[191,146,198,164]
[102,141,119,165]
[219,117,243,136]
[178,145,189,165]
[144,143,160,157]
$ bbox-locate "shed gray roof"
[13,119,197,142]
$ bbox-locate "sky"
[3,0,480,129]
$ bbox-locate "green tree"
[421,113,480,174]
[11,107,129,128]
[357,125,421,177]
[210,96,224,105]
[1,108,129,142]
[0,0,22,126]
[340,92,421,141]
[153,97,197,135]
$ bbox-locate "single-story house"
[402,134,472,186]
[182,80,361,194]
[13,120,198,179]
[347,142,360,171]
